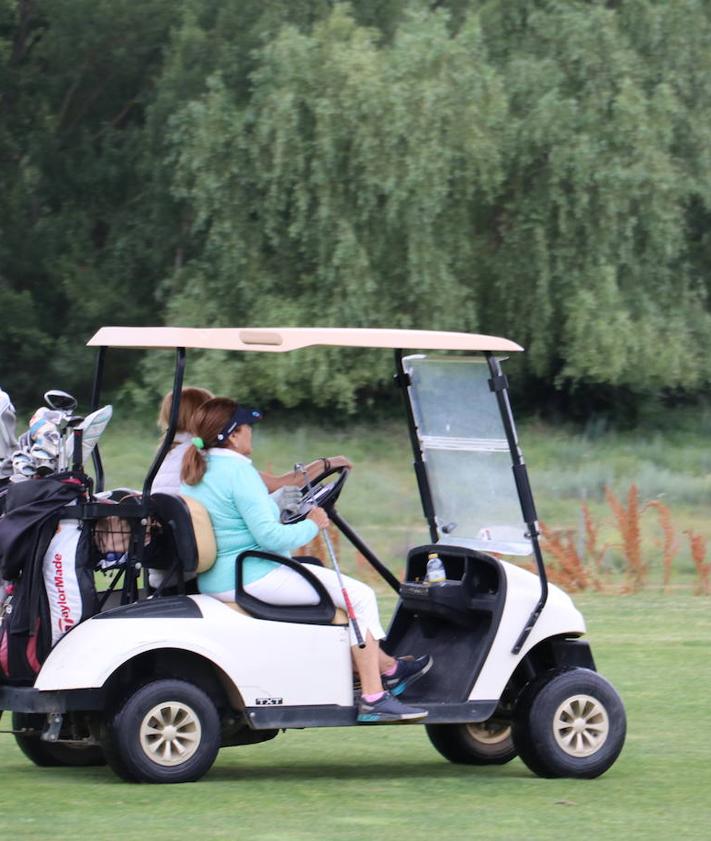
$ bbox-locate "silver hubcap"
[553,694,609,757]
[466,720,512,746]
[139,702,202,767]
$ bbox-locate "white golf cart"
[0,327,625,783]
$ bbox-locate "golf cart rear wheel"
[512,668,626,779]
[103,678,220,783]
[426,719,516,765]
[11,713,105,767]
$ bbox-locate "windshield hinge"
[488,374,509,393]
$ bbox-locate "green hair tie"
[192,436,205,450]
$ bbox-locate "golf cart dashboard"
[399,545,504,628]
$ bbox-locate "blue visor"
[216,406,263,442]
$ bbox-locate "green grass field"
[1,592,709,840]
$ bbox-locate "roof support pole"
[485,352,548,654]
[143,347,186,498]
[394,350,439,543]
[89,347,107,492]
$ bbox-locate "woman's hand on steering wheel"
[280,463,351,524]
[324,455,352,471]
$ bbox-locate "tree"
[165,4,508,410]
[164,0,711,414]
[476,0,711,399]
[2,1,711,420]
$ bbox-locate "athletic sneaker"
[382,654,433,696]
[357,691,428,723]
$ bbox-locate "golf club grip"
[341,586,365,648]
[72,428,83,472]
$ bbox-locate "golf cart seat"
[148,493,217,576]
[147,493,347,626]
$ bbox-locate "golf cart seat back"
[148,493,216,574]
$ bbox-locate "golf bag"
[0,475,98,685]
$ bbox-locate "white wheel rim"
[139,702,202,767]
[465,721,512,746]
[552,694,609,757]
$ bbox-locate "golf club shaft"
[321,526,366,649]
[294,462,366,649]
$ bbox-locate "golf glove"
[271,484,302,515]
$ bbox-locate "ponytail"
[181,444,207,486]
[179,397,238,486]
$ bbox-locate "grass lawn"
[1,592,709,840]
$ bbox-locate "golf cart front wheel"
[103,678,221,783]
[12,713,106,767]
[426,719,516,765]
[512,668,626,779]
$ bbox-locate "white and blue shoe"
[357,691,428,723]
[382,654,433,696]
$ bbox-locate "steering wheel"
[280,466,350,524]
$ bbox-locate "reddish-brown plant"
[605,485,646,592]
[581,503,609,583]
[685,530,711,596]
[644,500,679,591]
[539,523,594,592]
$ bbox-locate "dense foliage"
[2,0,710,417]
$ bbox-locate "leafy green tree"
[2,0,711,421]
[477,0,711,399]
[165,4,508,410]
[0,0,179,405]
[164,0,711,414]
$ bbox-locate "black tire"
[102,679,221,784]
[426,719,517,765]
[12,713,106,767]
[512,668,626,779]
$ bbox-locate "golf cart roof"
[87,327,523,354]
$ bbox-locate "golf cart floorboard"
[1,687,497,728]
[245,700,499,729]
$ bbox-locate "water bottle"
[425,552,446,585]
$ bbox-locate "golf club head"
[28,408,63,452]
[63,404,112,467]
[11,450,37,480]
[44,389,78,414]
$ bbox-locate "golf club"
[295,463,366,649]
[43,390,81,471]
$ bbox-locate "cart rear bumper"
[0,685,105,713]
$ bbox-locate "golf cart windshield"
[403,355,532,557]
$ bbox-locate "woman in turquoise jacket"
[180,397,432,723]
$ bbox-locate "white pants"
[213,564,386,647]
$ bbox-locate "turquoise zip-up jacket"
[180,449,318,594]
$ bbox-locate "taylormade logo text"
[52,553,75,632]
